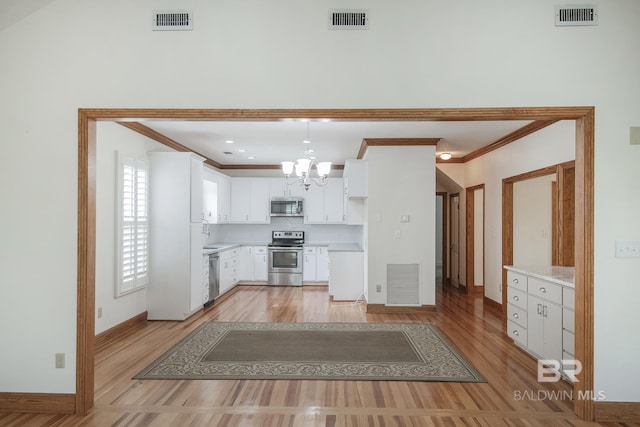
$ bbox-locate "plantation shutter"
[117,153,149,296]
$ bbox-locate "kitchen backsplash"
[204,217,362,246]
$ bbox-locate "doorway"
[449,193,460,288]
[465,184,485,295]
[77,107,595,420]
[435,192,447,285]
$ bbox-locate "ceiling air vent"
[152,10,193,31]
[555,5,598,26]
[329,9,369,30]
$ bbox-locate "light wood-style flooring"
[0,284,632,426]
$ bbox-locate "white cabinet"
[316,247,330,281]
[303,247,317,282]
[238,246,268,282]
[202,179,218,224]
[253,246,268,281]
[302,246,330,282]
[230,179,270,223]
[328,250,364,300]
[217,174,231,223]
[505,267,575,382]
[147,152,205,320]
[304,178,344,224]
[269,178,305,197]
[202,254,210,304]
[219,247,239,294]
[344,159,368,198]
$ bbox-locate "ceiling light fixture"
[225,140,234,144]
[440,153,452,160]
[281,122,331,191]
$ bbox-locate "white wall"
[0,0,639,402]
[366,146,436,306]
[513,174,556,266]
[95,122,170,334]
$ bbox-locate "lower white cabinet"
[239,246,268,282]
[328,250,364,300]
[505,267,575,382]
[219,248,239,294]
[303,246,330,283]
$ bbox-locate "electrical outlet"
[376,284,382,293]
[97,307,103,318]
[55,353,65,369]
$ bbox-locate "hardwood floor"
[0,284,632,426]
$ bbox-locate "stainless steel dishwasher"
[204,252,219,307]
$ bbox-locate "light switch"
[630,127,640,145]
[615,240,640,258]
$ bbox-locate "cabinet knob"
[513,296,519,301]
[539,287,547,293]
[512,313,519,319]
[513,330,519,336]
[513,278,519,284]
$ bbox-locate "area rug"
[133,322,486,382]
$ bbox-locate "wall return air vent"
[555,5,598,26]
[153,10,193,31]
[329,9,369,30]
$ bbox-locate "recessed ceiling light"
[439,153,452,160]
[225,140,234,144]
[238,149,246,153]
[305,149,315,154]
[302,139,311,144]
[247,156,255,160]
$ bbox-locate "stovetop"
[269,230,304,248]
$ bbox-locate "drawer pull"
[513,330,519,336]
[512,313,519,319]
[513,296,519,301]
[539,287,547,293]
[513,278,519,284]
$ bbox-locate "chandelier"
[281,158,332,191]
[281,121,331,191]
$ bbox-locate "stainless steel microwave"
[270,197,304,217]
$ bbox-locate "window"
[116,152,149,296]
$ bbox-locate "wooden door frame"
[77,107,594,420]
[436,192,448,285]
[465,184,485,295]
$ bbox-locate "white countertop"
[504,265,575,288]
[203,242,363,254]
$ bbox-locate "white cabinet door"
[344,159,368,198]
[249,180,270,223]
[202,179,218,224]
[303,247,317,281]
[527,294,562,361]
[323,179,345,223]
[239,246,253,281]
[230,180,252,222]
[253,247,268,281]
[316,247,330,281]
[304,187,325,223]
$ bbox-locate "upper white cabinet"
[304,178,344,224]
[217,175,231,223]
[202,167,231,224]
[230,179,270,223]
[269,178,305,198]
[343,159,368,198]
[202,179,217,224]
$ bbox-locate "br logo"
[538,359,582,383]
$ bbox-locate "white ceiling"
[0,0,56,32]
[140,119,533,167]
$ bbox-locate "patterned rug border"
[133,322,486,383]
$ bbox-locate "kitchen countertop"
[504,265,575,288]
[203,242,363,253]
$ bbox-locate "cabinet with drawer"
[505,267,575,382]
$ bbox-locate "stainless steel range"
[268,231,304,286]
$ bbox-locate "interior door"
[450,194,460,288]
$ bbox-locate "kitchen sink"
[204,245,223,250]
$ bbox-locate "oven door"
[268,247,303,274]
